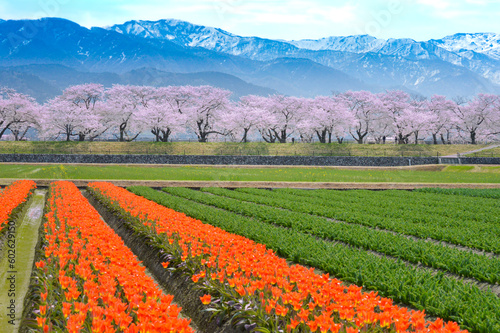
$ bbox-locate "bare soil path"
[1,179,499,189]
[444,144,500,158]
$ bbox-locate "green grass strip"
[0,190,46,332]
[129,186,500,333]
[0,163,500,183]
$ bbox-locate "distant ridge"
[0,17,498,99]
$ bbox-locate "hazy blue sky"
[0,0,499,40]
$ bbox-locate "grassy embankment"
[0,141,496,157]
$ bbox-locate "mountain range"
[0,17,499,102]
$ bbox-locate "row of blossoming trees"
[1,84,500,144]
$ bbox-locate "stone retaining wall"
[0,154,498,166]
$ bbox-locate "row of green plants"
[213,187,498,225]
[186,186,500,284]
[129,186,500,333]
[236,187,499,233]
[415,188,500,199]
[254,188,500,253]
[275,188,499,225]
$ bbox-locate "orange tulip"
[33,181,192,333]
[200,294,211,305]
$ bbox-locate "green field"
[127,186,500,332]
[0,141,496,157]
[0,164,499,183]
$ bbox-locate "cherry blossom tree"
[369,112,392,144]
[183,86,232,143]
[253,95,303,143]
[64,84,107,141]
[301,96,354,143]
[488,97,500,140]
[9,106,38,141]
[427,95,457,144]
[144,86,188,142]
[272,95,303,143]
[40,97,81,141]
[452,94,498,144]
[244,95,279,143]
[40,84,107,141]
[222,96,262,143]
[379,90,416,144]
[105,85,154,142]
[0,88,38,140]
[407,98,434,144]
[338,91,381,144]
[295,99,317,143]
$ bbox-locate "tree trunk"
[470,131,477,145]
[126,133,140,142]
[241,128,250,143]
[432,134,438,145]
[353,130,368,144]
[316,130,327,144]
[198,133,208,143]
[160,128,171,142]
[0,122,13,140]
[197,120,209,142]
[20,127,29,141]
[261,129,276,143]
[119,122,127,142]
[273,128,288,143]
[397,133,410,144]
[151,128,160,142]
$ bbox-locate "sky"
[0,0,499,41]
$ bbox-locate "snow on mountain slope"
[431,33,500,60]
[109,20,299,61]
[109,20,500,88]
[0,17,497,98]
[289,35,385,53]
[111,20,498,61]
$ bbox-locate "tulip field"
[1,180,500,332]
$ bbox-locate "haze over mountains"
[0,17,499,102]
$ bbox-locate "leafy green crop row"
[286,188,498,223]
[273,188,499,223]
[243,188,500,253]
[415,188,500,199]
[159,186,500,284]
[239,188,499,226]
[128,186,500,333]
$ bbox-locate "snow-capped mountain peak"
[106,18,500,93]
[2,17,493,99]
[109,19,300,60]
[110,19,239,49]
[431,33,500,60]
